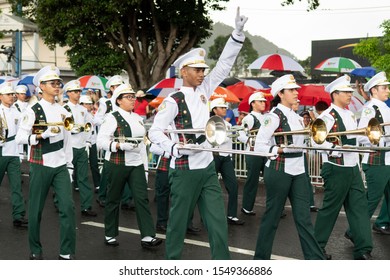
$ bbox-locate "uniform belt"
[282,152,303,158]
[5,135,15,142]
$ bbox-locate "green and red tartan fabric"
[268,108,301,172]
[109,111,132,165]
[171,92,195,170]
[29,103,65,165]
[157,156,171,172]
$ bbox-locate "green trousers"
[104,161,155,238]
[304,155,315,207]
[98,160,132,204]
[166,162,230,260]
[242,155,267,211]
[29,163,76,255]
[363,164,390,227]
[315,163,372,259]
[88,144,101,188]
[254,167,324,260]
[0,156,25,220]
[214,155,239,217]
[72,147,93,211]
[155,169,170,226]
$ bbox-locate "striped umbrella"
[78,75,108,96]
[147,78,183,97]
[248,54,304,72]
[314,57,361,73]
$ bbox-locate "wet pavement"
[0,162,389,260]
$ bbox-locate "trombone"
[33,117,74,134]
[160,116,276,157]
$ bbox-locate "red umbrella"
[238,89,273,114]
[226,81,256,100]
[210,86,240,103]
[297,84,331,106]
[248,53,304,72]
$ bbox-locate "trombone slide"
[177,146,276,157]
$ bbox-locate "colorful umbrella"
[243,79,269,89]
[297,84,331,106]
[226,81,256,100]
[314,57,361,73]
[350,66,376,78]
[248,54,304,72]
[210,86,240,103]
[78,75,108,96]
[17,74,36,97]
[147,77,183,97]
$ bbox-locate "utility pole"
[13,2,23,77]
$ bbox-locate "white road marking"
[82,221,297,260]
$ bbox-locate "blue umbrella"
[17,74,36,97]
[350,67,376,78]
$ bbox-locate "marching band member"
[16,65,76,260]
[210,97,244,225]
[0,82,28,229]
[237,91,268,216]
[253,74,324,260]
[97,83,162,248]
[62,80,97,217]
[356,72,390,234]
[313,75,373,260]
[148,7,248,259]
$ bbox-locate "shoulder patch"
[263,116,271,127]
[363,107,373,117]
[158,101,167,111]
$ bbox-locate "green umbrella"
[314,57,361,73]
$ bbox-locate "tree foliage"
[353,20,390,77]
[8,0,229,89]
[281,0,320,11]
[208,35,258,77]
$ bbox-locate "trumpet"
[112,135,146,147]
[73,122,92,133]
[33,117,74,134]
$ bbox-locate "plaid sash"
[367,105,385,165]
[328,109,356,165]
[157,156,171,172]
[269,108,302,172]
[109,111,132,165]
[29,103,64,165]
[171,92,195,170]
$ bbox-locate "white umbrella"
[314,57,361,73]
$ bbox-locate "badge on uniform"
[363,108,372,116]
[158,101,166,111]
[81,112,84,117]
[22,115,29,124]
[200,95,207,104]
[263,117,271,127]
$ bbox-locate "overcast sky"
[209,0,390,60]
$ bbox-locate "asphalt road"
[0,162,389,260]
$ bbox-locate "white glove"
[171,144,182,158]
[179,143,203,156]
[162,151,170,159]
[234,7,248,37]
[85,141,92,157]
[41,127,59,139]
[120,142,140,152]
[68,168,74,183]
[282,144,303,153]
[145,171,149,183]
[328,145,342,158]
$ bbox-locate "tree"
[8,0,229,89]
[353,20,390,77]
[281,0,320,11]
[208,35,258,77]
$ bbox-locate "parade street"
[0,162,389,261]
